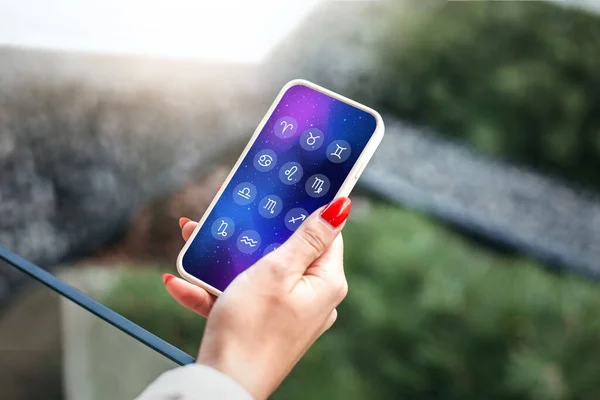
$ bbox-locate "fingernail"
[162,273,175,285]
[320,197,352,228]
[179,217,191,229]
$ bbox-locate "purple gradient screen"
[182,83,377,291]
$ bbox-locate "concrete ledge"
[59,267,178,400]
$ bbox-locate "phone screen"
[182,83,378,291]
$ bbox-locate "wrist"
[197,339,282,400]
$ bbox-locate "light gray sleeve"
[136,364,253,400]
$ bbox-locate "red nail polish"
[320,197,352,228]
[179,217,191,229]
[162,273,175,285]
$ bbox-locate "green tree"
[375,1,600,188]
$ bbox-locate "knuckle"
[325,309,338,331]
[336,280,349,301]
[255,253,296,285]
[329,277,348,303]
[330,309,338,324]
[261,254,281,271]
[261,290,285,308]
[267,254,292,275]
[297,224,328,257]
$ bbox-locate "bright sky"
[0,0,321,63]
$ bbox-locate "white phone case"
[177,79,385,296]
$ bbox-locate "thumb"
[258,197,352,280]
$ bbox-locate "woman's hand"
[163,197,352,399]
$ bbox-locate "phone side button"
[354,161,367,180]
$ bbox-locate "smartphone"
[177,79,384,296]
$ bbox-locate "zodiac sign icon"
[288,214,306,224]
[254,150,277,172]
[300,128,324,151]
[284,207,309,231]
[239,236,258,247]
[237,229,261,254]
[212,216,235,240]
[280,120,294,133]
[216,220,229,237]
[305,174,329,198]
[284,165,298,181]
[305,131,321,147]
[330,144,347,160]
[279,162,303,185]
[237,186,252,200]
[258,194,283,219]
[233,182,256,205]
[258,154,274,168]
[275,116,298,139]
[264,198,277,214]
[311,177,325,194]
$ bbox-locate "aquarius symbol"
[258,154,274,167]
[240,236,258,247]
[284,165,298,181]
[217,220,229,237]
[280,120,294,133]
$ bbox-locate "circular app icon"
[253,149,277,172]
[210,217,235,241]
[237,230,261,255]
[299,128,324,151]
[274,116,298,139]
[263,243,282,256]
[305,174,330,198]
[258,195,283,219]
[284,207,308,232]
[278,161,304,185]
[326,140,352,163]
[232,182,257,206]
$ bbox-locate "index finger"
[164,275,216,318]
[181,219,198,241]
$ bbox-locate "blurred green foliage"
[105,268,205,356]
[107,204,600,399]
[375,1,600,188]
